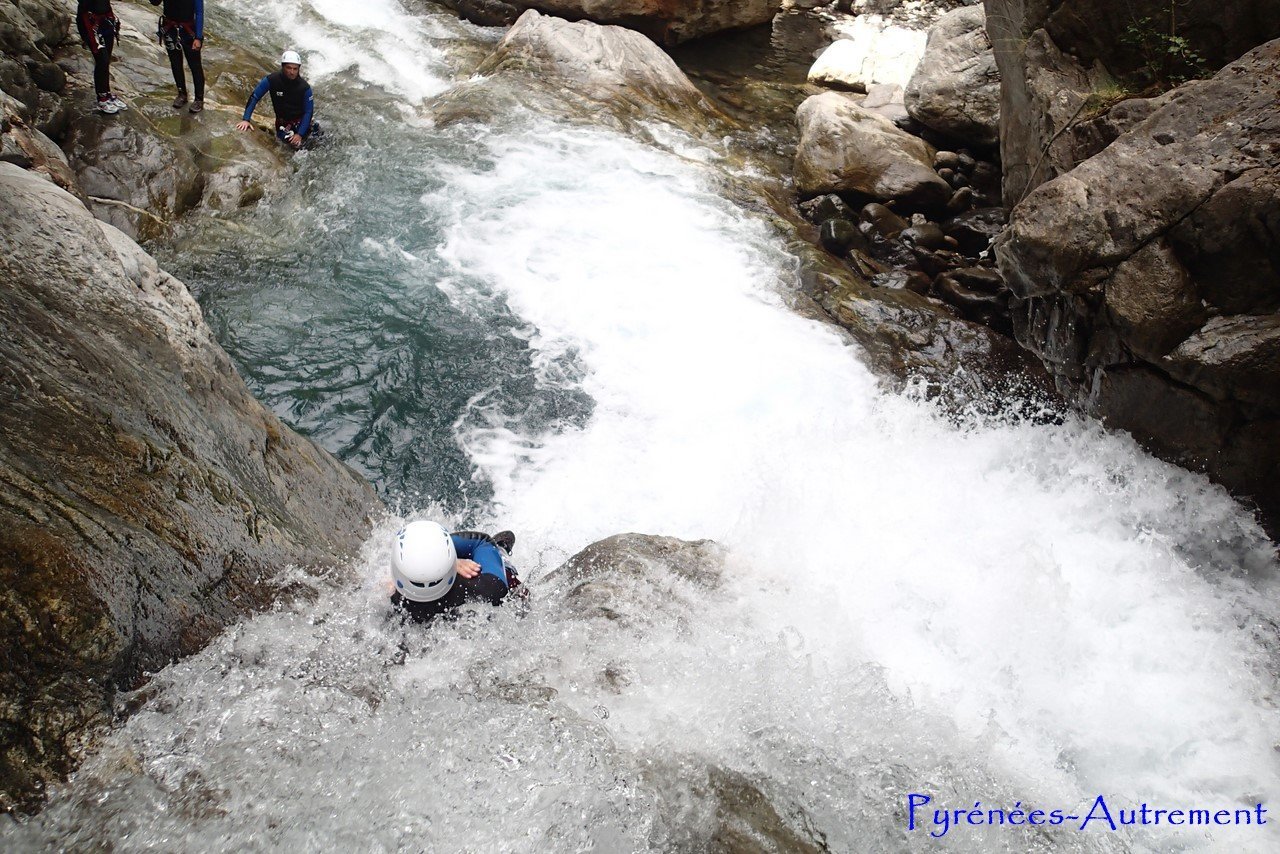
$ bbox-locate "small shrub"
[1080,79,1133,120]
[1120,6,1210,91]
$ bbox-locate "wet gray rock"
[0,164,382,812]
[799,242,1054,402]
[544,533,727,625]
[448,0,522,26]
[794,91,951,210]
[996,39,1280,533]
[900,221,946,251]
[0,89,76,195]
[436,0,784,45]
[935,267,1006,311]
[53,3,291,239]
[859,202,908,239]
[431,10,717,136]
[799,193,855,225]
[871,268,931,294]
[942,206,1005,256]
[819,217,865,255]
[905,6,1000,146]
[544,535,828,851]
[61,107,285,241]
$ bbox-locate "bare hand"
[192,38,202,50]
[235,120,252,131]
[455,559,481,580]
[289,134,303,149]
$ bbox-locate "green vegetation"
[1120,2,1210,90]
[1080,77,1133,120]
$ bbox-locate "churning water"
[5,1,1279,851]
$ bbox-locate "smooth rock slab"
[0,164,381,812]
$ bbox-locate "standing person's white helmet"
[391,521,457,602]
[280,49,303,66]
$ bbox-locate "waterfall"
[6,1,1277,850]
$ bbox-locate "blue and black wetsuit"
[391,531,519,622]
[243,70,316,143]
[151,0,205,100]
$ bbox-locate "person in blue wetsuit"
[390,521,520,622]
[236,49,321,149]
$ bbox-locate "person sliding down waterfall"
[235,50,323,150]
[390,521,522,622]
[150,0,205,113]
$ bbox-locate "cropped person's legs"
[167,47,187,101]
[184,42,205,101]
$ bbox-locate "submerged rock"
[544,533,727,625]
[0,164,381,812]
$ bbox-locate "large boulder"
[0,164,382,812]
[431,10,717,135]
[904,5,999,146]
[806,15,927,91]
[985,0,1280,206]
[437,0,784,45]
[0,0,66,109]
[995,40,1280,533]
[0,86,76,194]
[794,91,951,210]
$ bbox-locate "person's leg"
[94,23,113,97]
[167,47,187,99]
[94,52,111,97]
[460,541,511,604]
[184,41,205,101]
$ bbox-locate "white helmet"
[391,521,457,602]
[280,50,303,67]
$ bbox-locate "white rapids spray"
[5,1,1278,852]
[433,123,1280,850]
